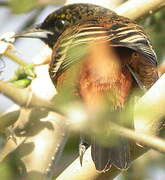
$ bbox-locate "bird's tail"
[91,104,134,171]
[91,137,131,171]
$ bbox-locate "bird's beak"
[13,28,53,40]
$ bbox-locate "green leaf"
[12,78,31,88]
[10,64,36,82]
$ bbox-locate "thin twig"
[4,49,28,66]
[109,123,165,153]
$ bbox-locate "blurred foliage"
[8,0,65,14]
[0,149,26,180]
[141,9,165,63]
[9,0,38,13]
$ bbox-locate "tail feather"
[108,138,131,169]
[91,143,112,171]
[90,98,134,171]
[91,137,131,171]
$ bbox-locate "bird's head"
[13,15,70,48]
[13,3,113,48]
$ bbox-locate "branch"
[0,110,68,180]
[0,64,67,179]
[108,123,165,153]
[134,74,165,136]
[21,111,68,179]
[0,81,62,115]
[115,0,165,20]
[0,34,27,66]
[4,47,28,66]
[1,76,165,150]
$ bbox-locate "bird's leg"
[79,135,89,166]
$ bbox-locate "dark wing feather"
[49,21,157,84]
[109,24,157,65]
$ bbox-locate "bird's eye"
[55,20,66,32]
[61,20,65,24]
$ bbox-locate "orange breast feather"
[79,42,133,112]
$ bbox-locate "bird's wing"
[49,22,157,82]
[108,23,157,65]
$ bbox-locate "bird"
[14,3,159,171]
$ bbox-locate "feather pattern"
[49,19,157,82]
